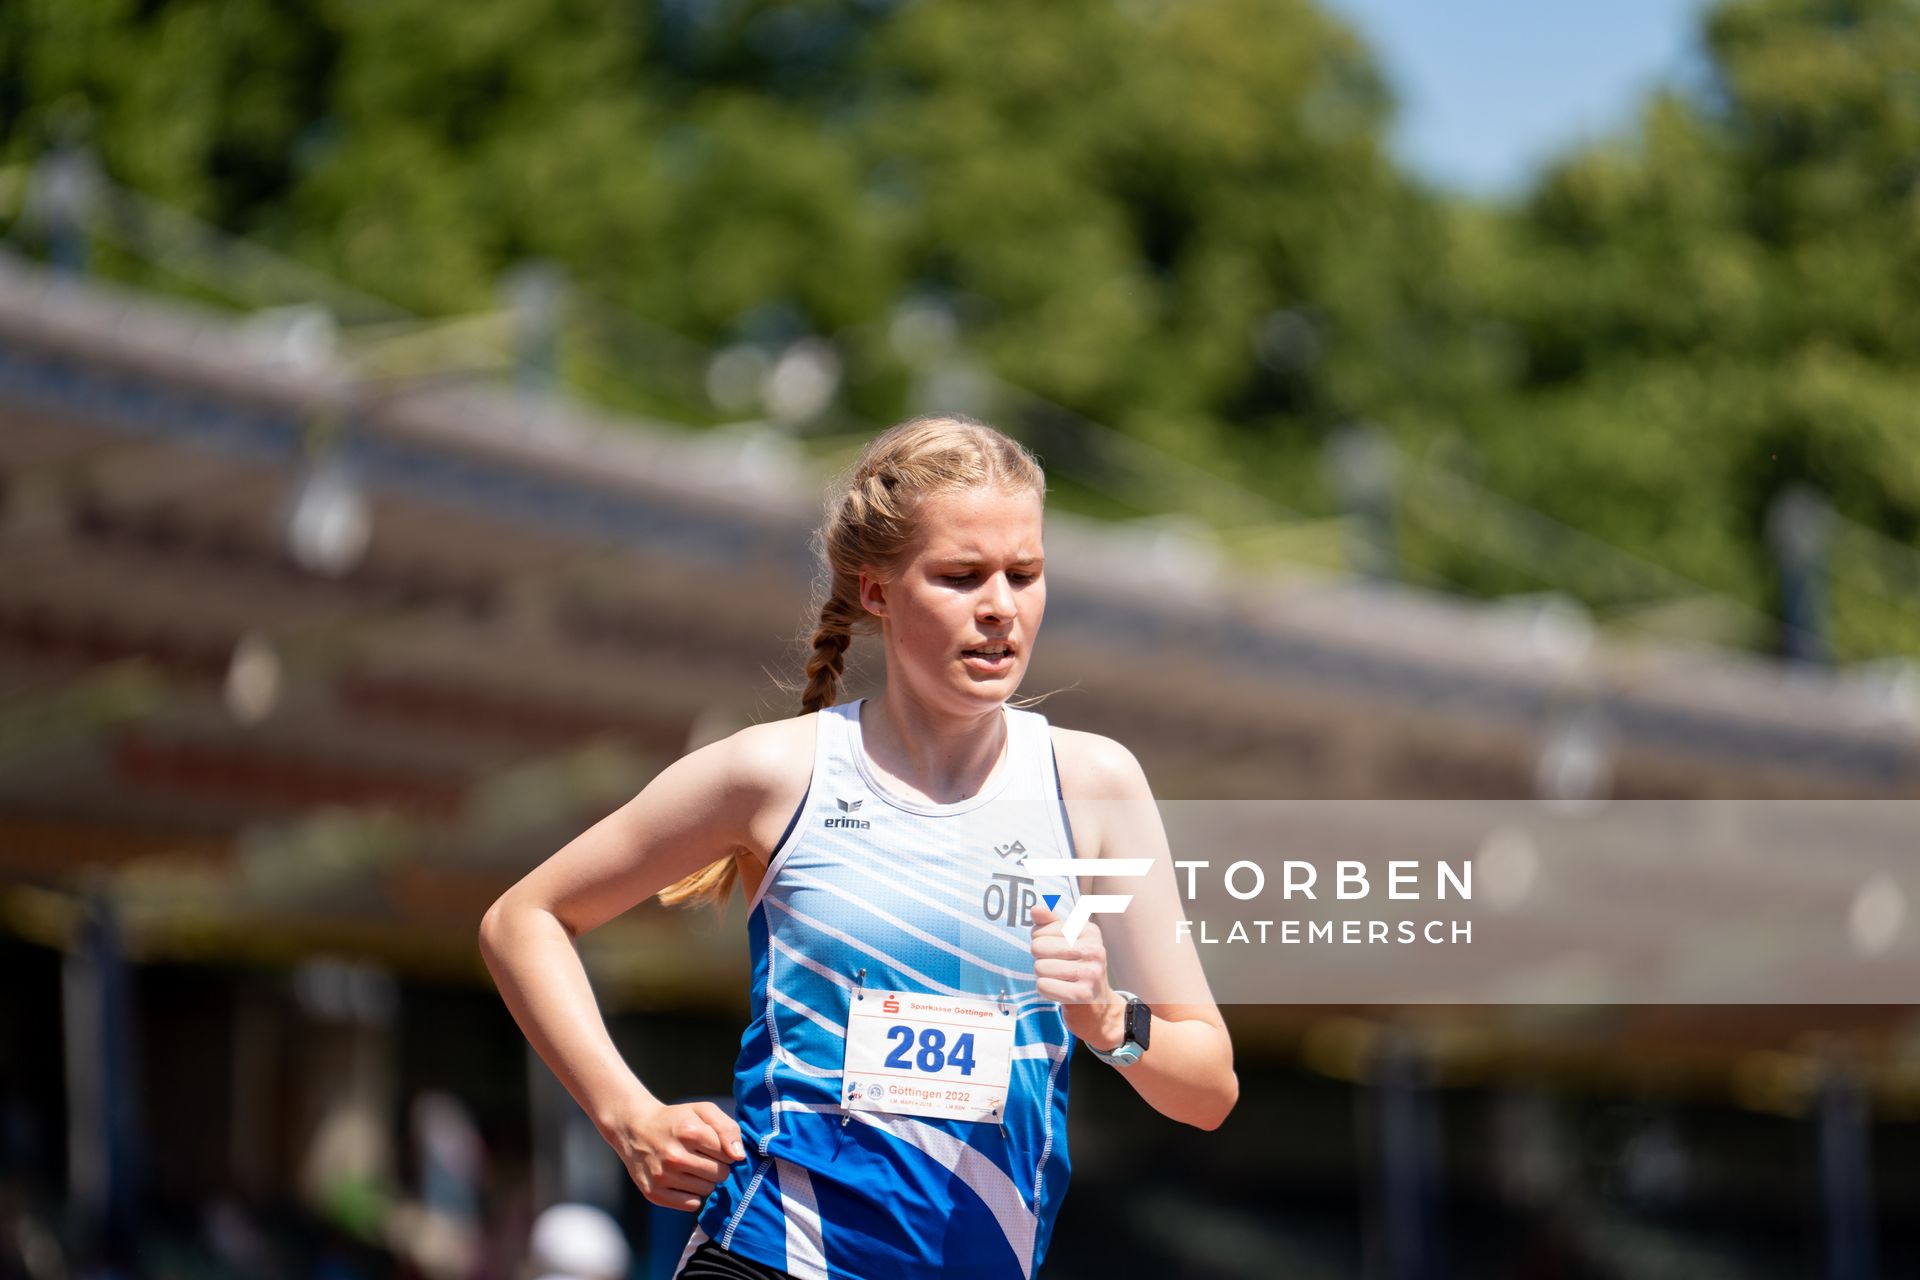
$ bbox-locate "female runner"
[480,415,1236,1279]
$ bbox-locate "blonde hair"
[658,415,1047,909]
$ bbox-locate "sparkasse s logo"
[825,796,871,830]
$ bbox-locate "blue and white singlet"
[680,697,1082,1280]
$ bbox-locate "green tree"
[1424,0,1920,657]
[7,0,1920,658]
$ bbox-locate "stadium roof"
[0,251,1915,1074]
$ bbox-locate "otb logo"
[982,870,1038,929]
[1020,858,1155,944]
[825,796,871,830]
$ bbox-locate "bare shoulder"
[1046,725,1158,865]
[708,711,818,865]
[1044,725,1144,805]
[713,712,818,793]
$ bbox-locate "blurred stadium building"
[4,249,1920,1277]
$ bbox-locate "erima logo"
[824,796,870,830]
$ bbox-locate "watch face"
[1129,1000,1151,1051]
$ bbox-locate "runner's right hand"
[610,1099,748,1211]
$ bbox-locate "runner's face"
[866,485,1045,713]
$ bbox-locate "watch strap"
[1089,989,1147,1067]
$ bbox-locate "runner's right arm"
[477,720,802,1208]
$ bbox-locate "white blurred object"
[394,1091,487,1280]
[1129,514,1222,587]
[285,458,372,576]
[1848,873,1905,958]
[911,357,994,420]
[1534,705,1615,809]
[224,631,282,725]
[411,1091,485,1215]
[888,295,959,365]
[389,1204,481,1280]
[1473,824,1540,913]
[293,956,397,1025]
[504,260,567,338]
[1492,592,1594,668]
[527,1203,631,1280]
[240,304,338,374]
[715,424,802,490]
[705,342,772,415]
[1840,658,1920,729]
[1324,420,1397,506]
[762,337,841,426]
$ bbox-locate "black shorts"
[677,1239,799,1280]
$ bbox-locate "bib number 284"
[843,989,1014,1124]
[884,1025,978,1076]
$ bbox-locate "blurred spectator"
[525,1205,629,1280]
[387,1093,489,1280]
[412,1093,486,1225]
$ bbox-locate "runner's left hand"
[1029,900,1126,1049]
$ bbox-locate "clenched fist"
[607,1098,747,1212]
[1029,900,1127,1052]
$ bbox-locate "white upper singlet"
[680,697,1082,1280]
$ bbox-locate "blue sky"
[1319,0,1716,195]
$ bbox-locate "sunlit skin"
[855,484,1046,805]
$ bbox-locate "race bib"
[842,989,1015,1124]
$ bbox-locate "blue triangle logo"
[1042,894,1060,910]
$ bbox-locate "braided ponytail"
[658,415,1045,909]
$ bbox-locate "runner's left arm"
[1035,733,1237,1130]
